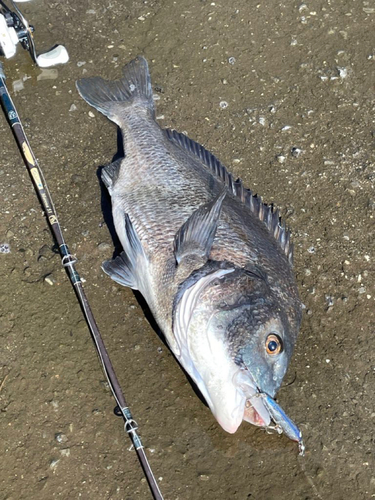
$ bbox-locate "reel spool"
[0,0,68,67]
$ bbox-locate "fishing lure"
[250,392,305,456]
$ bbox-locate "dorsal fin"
[165,128,293,265]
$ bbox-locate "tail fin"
[76,56,154,124]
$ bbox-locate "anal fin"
[101,157,123,192]
[102,251,137,288]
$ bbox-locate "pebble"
[55,433,68,444]
[39,245,53,258]
[97,242,111,252]
[291,147,303,158]
[337,67,348,79]
[277,155,286,164]
[258,116,266,126]
[100,380,110,390]
[199,474,210,481]
[44,275,55,286]
[49,459,60,470]
[69,104,77,112]
[88,111,95,118]
[325,296,334,307]
[0,243,10,254]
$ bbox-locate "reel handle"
[0,0,69,66]
[36,44,69,68]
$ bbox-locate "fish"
[76,56,303,442]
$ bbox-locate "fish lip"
[235,369,272,428]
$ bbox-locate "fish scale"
[76,56,303,443]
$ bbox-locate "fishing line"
[298,456,324,500]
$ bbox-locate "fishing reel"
[0,0,68,67]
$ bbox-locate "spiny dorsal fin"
[174,190,226,265]
[165,128,293,265]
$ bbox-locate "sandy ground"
[1,1,375,499]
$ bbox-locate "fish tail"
[76,56,154,123]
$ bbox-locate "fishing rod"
[0,2,164,499]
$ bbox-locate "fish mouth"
[235,371,272,429]
[243,395,271,428]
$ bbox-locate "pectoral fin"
[174,190,226,265]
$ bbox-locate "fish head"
[173,261,301,434]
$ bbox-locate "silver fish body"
[77,57,302,436]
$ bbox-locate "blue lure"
[251,393,305,456]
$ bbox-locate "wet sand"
[1,1,374,499]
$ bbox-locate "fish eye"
[265,334,283,355]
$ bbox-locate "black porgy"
[76,57,302,434]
